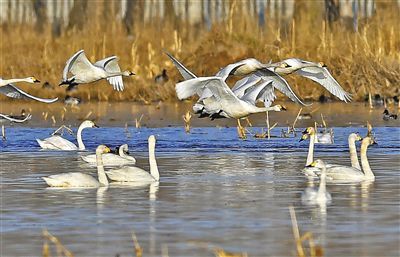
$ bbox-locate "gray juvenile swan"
[42,145,110,188]
[302,159,332,206]
[106,135,159,182]
[36,120,98,150]
[0,77,58,103]
[82,144,136,166]
[59,50,135,91]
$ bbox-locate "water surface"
[1,126,399,257]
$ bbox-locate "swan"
[106,135,159,182]
[59,50,135,91]
[270,58,352,102]
[301,159,332,206]
[0,109,32,123]
[300,127,362,176]
[36,120,98,150]
[315,129,334,144]
[165,52,307,107]
[0,77,58,103]
[42,145,110,187]
[318,136,376,182]
[81,144,136,166]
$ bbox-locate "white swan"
[300,127,362,176]
[59,50,135,91]
[0,77,58,103]
[271,58,352,102]
[301,159,332,206]
[36,120,98,150]
[321,136,376,182]
[106,135,159,182]
[42,145,110,187]
[315,129,334,144]
[81,144,136,166]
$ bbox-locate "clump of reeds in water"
[1,2,399,104]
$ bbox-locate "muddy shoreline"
[0,101,399,128]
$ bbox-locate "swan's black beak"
[126,150,130,155]
[281,105,287,111]
[302,129,308,134]
[129,71,135,76]
[93,124,99,128]
[34,79,40,83]
[59,81,68,86]
[305,164,312,167]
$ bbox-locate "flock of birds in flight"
[0,49,392,207]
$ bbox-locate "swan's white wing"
[200,77,240,102]
[175,76,213,100]
[43,172,98,187]
[232,75,262,98]
[65,50,98,78]
[296,66,352,102]
[40,135,78,150]
[165,52,197,80]
[215,61,247,81]
[0,84,58,103]
[240,80,273,105]
[94,56,124,91]
[259,84,277,107]
[106,167,154,182]
[0,113,32,123]
[255,69,309,106]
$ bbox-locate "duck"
[36,120,98,150]
[42,145,111,187]
[154,69,169,84]
[383,109,398,120]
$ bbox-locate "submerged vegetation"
[0,1,399,104]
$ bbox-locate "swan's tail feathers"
[36,139,46,149]
[42,177,58,187]
[175,80,199,100]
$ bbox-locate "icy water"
[1,126,399,257]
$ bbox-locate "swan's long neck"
[317,165,327,200]
[0,78,31,86]
[148,141,159,181]
[306,133,315,166]
[96,151,109,186]
[348,136,361,170]
[360,140,374,180]
[76,125,86,150]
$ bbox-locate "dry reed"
[0,2,399,104]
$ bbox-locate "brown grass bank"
[1,1,399,103]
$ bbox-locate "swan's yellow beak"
[104,146,111,153]
[306,161,316,167]
[299,134,309,142]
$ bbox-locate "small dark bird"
[383,109,398,120]
[154,69,169,85]
[42,82,54,90]
[64,95,81,106]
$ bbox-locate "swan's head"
[302,127,315,135]
[122,70,135,76]
[273,104,287,111]
[96,145,111,155]
[119,144,130,154]
[26,77,41,83]
[349,133,363,142]
[80,120,99,129]
[148,135,156,145]
[306,159,326,168]
[363,136,377,146]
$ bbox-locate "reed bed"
[1,1,399,103]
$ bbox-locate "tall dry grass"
[1,1,399,103]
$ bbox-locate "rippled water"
[1,126,399,257]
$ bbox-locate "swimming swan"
[301,159,332,206]
[59,50,135,91]
[42,145,111,187]
[0,77,58,103]
[81,144,136,166]
[315,136,376,182]
[36,120,98,150]
[300,127,362,176]
[106,135,159,182]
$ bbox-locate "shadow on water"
[0,125,399,256]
